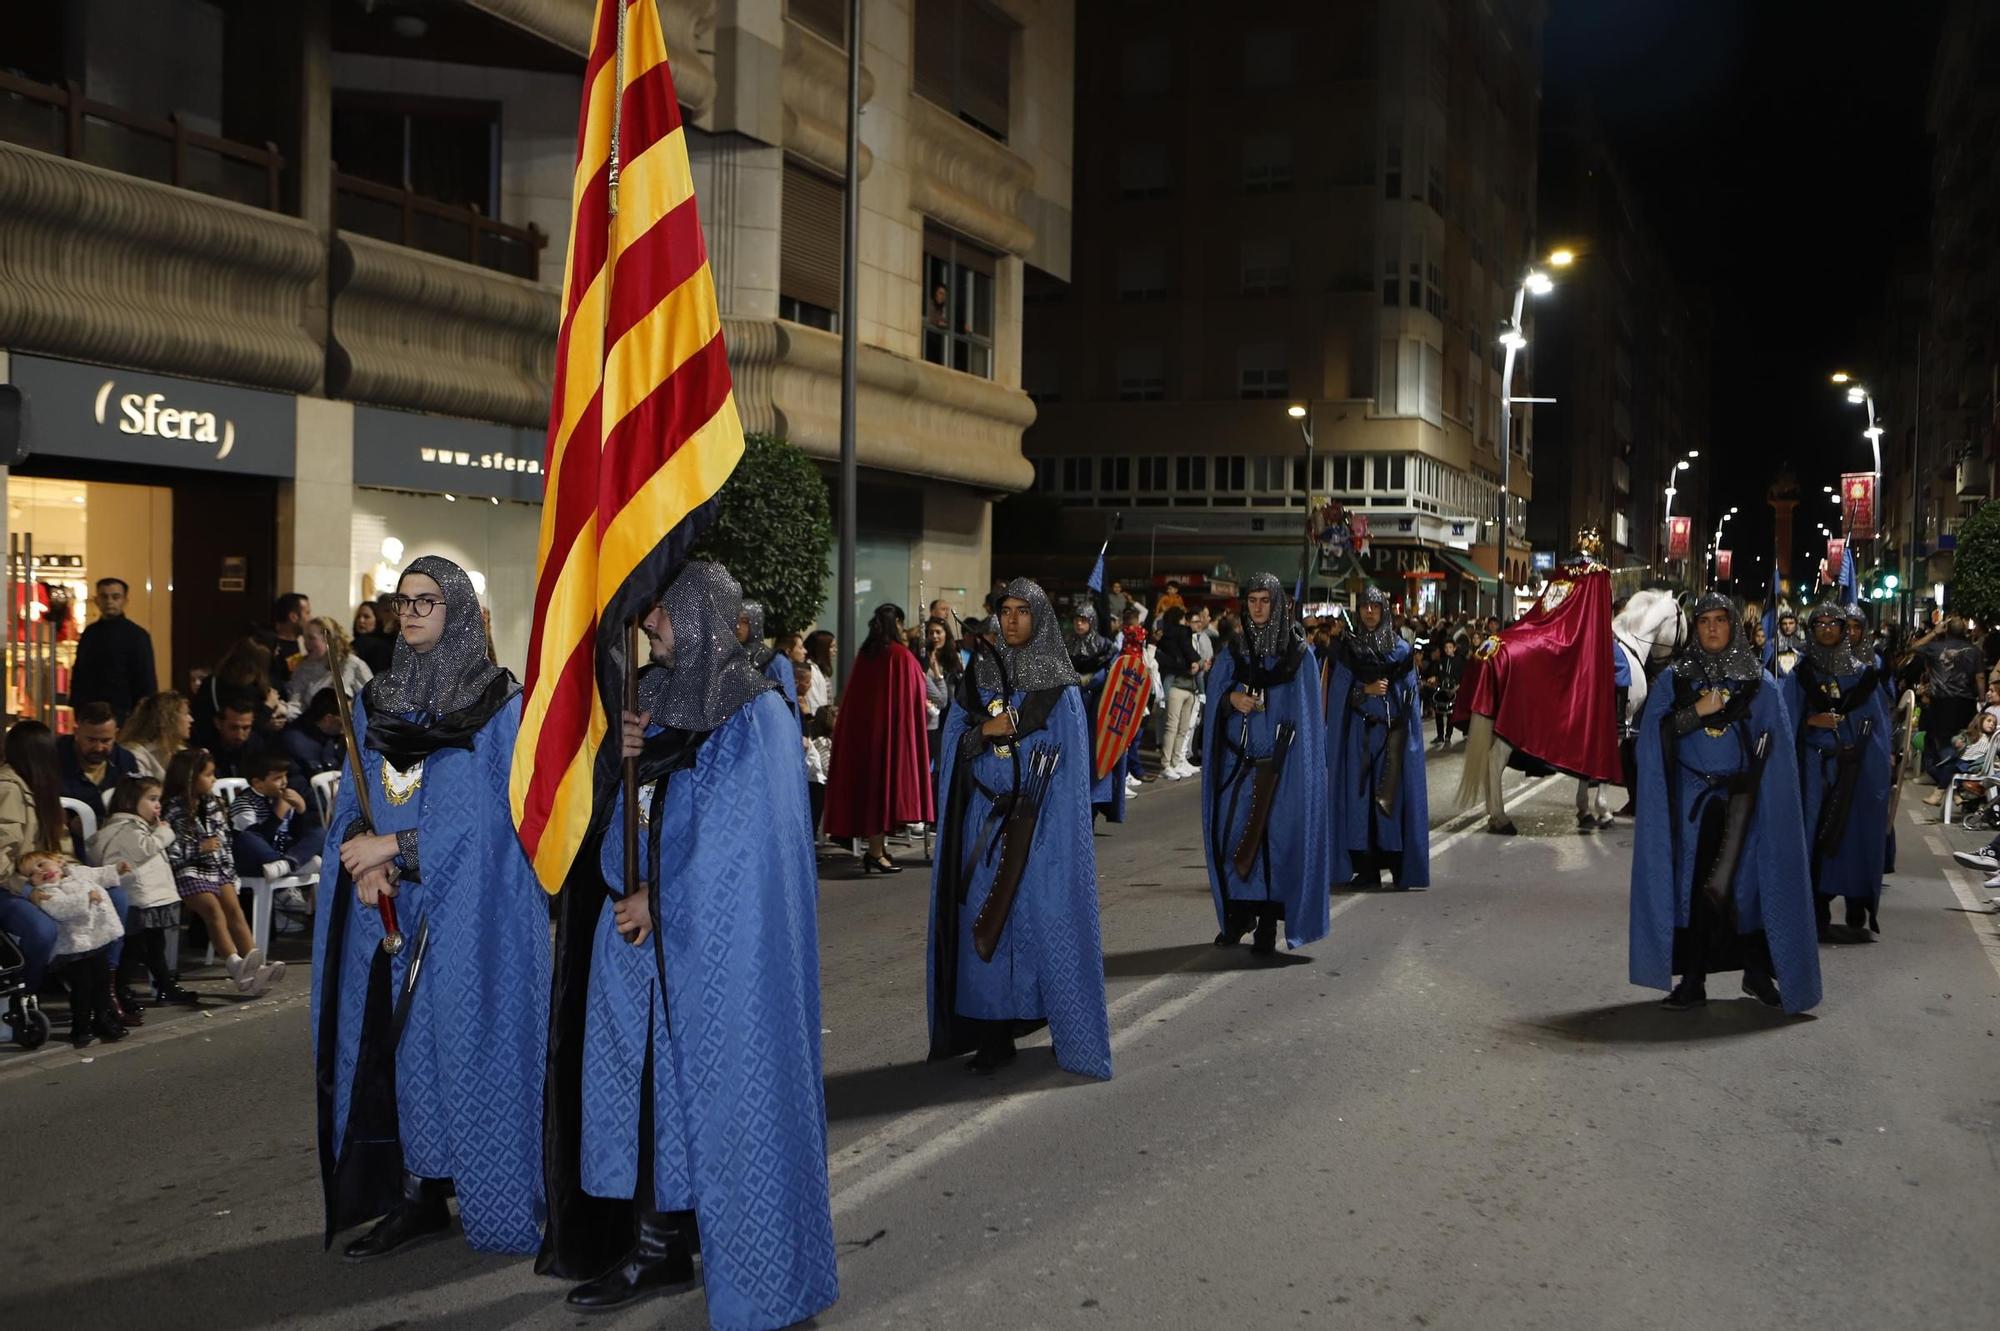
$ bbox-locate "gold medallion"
[381,759,424,807]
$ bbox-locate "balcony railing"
[0,70,285,211]
[334,170,548,281]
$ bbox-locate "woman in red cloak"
[825,603,935,872]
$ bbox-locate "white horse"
[1456,588,1686,834]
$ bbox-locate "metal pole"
[835,0,861,685]
[1497,284,1525,618]
[1911,332,1923,628]
[1296,407,1314,603]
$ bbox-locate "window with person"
[921,225,998,378]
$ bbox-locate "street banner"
[1716,548,1733,580]
[1827,537,1846,575]
[1842,472,1877,539]
[1666,516,1692,561]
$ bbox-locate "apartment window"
[1237,344,1289,400]
[333,91,499,218]
[1425,262,1443,318]
[922,225,997,378]
[1613,512,1632,549]
[1382,257,1400,307]
[1427,159,1446,215]
[1119,143,1171,199]
[1117,244,1169,300]
[1098,457,1132,498]
[1421,344,1443,426]
[780,163,844,331]
[1138,456,1171,491]
[1213,455,1247,505]
[788,0,847,45]
[1121,35,1170,96]
[1061,458,1091,492]
[1175,456,1209,490]
[1242,30,1294,89]
[1384,455,1408,492]
[1031,457,1055,492]
[1023,346,1060,403]
[1383,126,1403,200]
[1408,259,1422,309]
[1242,133,1294,194]
[1116,346,1166,401]
[1329,455,1367,492]
[915,0,1013,141]
[1240,238,1292,297]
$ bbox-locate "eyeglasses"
[391,595,444,618]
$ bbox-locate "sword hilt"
[377,895,404,955]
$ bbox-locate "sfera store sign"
[10,354,296,476]
[353,405,546,503]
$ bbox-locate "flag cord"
[608,0,626,218]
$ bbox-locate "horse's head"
[1614,589,1686,664]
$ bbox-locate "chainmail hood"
[972,578,1077,694]
[739,598,775,669]
[367,554,508,718]
[638,561,774,733]
[1803,600,1865,677]
[1241,572,1304,661]
[1348,584,1402,661]
[1676,591,1763,686]
[1066,602,1112,664]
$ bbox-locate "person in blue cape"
[1781,600,1893,941]
[737,599,798,716]
[1846,604,1900,874]
[539,562,836,1326]
[1631,593,1821,1013]
[1324,585,1429,889]
[313,554,550,1259]
[930,578,1112,1078]
[1066,602,1126,824]
[1763,607,1804,676]
[1202,572,1329,954]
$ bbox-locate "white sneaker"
[1174,763,1200,780]
[240,963,277,998]
[1954,849,2000,872]
[296,855,323,878]
[1162,767,1184,781]
[263,960,288,987]
[262,859,293,879]
[1984,869,2000,890]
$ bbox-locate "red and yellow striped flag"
[510,0,744,891]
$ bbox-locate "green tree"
[1951,499,2000,624]
[689,432,832,636]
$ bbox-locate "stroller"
[1,927,52,1050]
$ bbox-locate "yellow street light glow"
[1830,371,1851,384]
[1547,249,1576,267]
[1287,404,1307,419]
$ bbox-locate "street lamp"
[1287,402,1314,598]
[1495,249,1579,614]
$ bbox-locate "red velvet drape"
[824,643,936,838]
[1453,566,1621,783]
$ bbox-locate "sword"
[1231,722,1296,880]
[386,914,431,1049]
[330,642,403,955]
[1698,732,1771,916]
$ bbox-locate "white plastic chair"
[1942,741,1999,825]
[311,770,342,829]
[59,796,98,849]
[204,776,318,964]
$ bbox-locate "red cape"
[824,642,936,838]
[1453,564,1621,783]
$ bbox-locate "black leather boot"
[1250,916,1278,955]
[966,1029,1017,1074]
[566,1210,696,1310]
[342,1172,452,1262]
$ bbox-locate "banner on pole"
[1715,548,1733,580]
[1841,472,1877,540]
[1666,516,1692,561]
[1827,536,1846,574]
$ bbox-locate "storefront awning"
[1434,547,1500,590]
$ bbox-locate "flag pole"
[835,0,861,687]
[606,0,641,926]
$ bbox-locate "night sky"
[1542,0,1943,591]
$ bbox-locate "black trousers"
[1673,797,1773,984]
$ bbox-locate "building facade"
[0,0,1069,713]
[1008,0,1544,617]
[1530,97,1710,584]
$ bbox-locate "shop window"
[915,0,1013,142]
[922,224,997,379]
[781,163,845,331]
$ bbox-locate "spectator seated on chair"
[58,701,141,821]
[1925,711,1997,807]
[229,753,322,934]
[90,777,197,1007]
[208,700,271,783]
[163,747,278,997]
[279,688,346,796]
[16,849,130,1048]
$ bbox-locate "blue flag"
[1085,541,1108,594]
[1762,548,1783,646]
[1840,541,1859,604]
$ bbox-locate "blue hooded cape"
[927,681,1112,1079]
[1323,637,1430,887]
[572,688,837,1331]
[312,689,550,1252]
[1630,667,1822,1013]
[1780,658,1892,919]
[762,650,800,718]
[1201,642,1331,947]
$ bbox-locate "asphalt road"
[4,746,1999,1331]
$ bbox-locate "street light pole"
[1148,523,1200,589]
[1288,402,1314,602]
[1497,285,1525,620]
